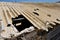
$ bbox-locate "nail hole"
[33,12,39,16]
[47,14,51,17]
[34,8,39,11]
[56,19,60,21]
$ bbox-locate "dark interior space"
[47,23,60,40]
[12,15,33,32]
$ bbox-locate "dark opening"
[7,24,11,27]
[12,15,33,32]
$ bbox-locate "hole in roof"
[12,15,33,32]
[7,24,11,27]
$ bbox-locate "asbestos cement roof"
[0,2,60,38]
